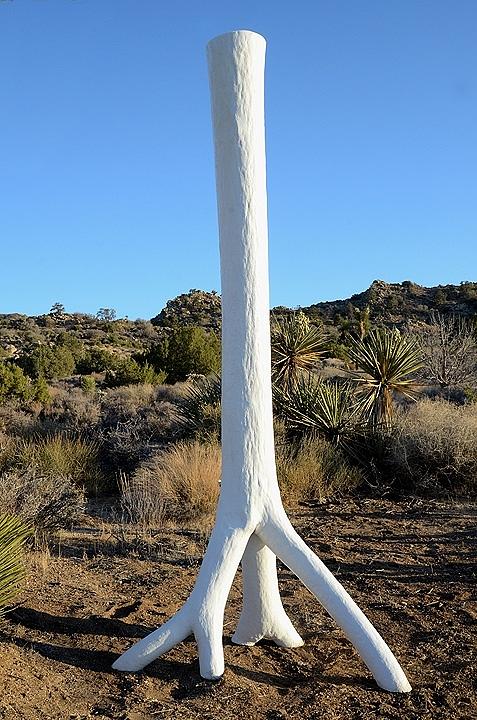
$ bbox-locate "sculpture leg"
[113,521,250,679]
[232,532,303,648]
[260,514,411,693]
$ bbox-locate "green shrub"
[0,513,31,617]
[0,362,32,404]
[145,326,221,383]
[173,375,221,440]
[104,359,165,388]
[81,375,96,394]
[76,347,118,374]
[20,344,75,380]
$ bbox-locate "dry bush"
[391,398,477,495]
[0,469,85,537]
[13,434,107,495]
[0,406,40,438]
[277,436,362,505]
[41,386,101,433]
[118,470,167,528]
[101,384,157,424]
[131,441,221,525]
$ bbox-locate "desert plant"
[276,436,362,504]
[105,359,165,388]
[416,311,477,391]
[390,398,477,495]
[146,326,221,383]
[174,374,221,440]
[276,374,364,447]
[0,513,31,617]
[348,327,423,428]
[0,362,33,404]
[132,440,221,524]
[271,312,327,391]
[0,470,84,536]
[13,434,106,495]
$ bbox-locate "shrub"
[21,344,76,380]
[277,436,362,505]
[80,375,96,394]
[390,398,477,495]
[104,359,165,388]
[13,434,107,495]
[76,347,118,374]
[0,471,85,536]
[146,326,221,383]
[0,363,32,404]
[41,387,101,433]
[131,441,221,524]
[0,513,31,617]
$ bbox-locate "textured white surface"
[112,30,411,693]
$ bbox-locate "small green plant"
[105,359,166,388]
[0,513,31,617]
[81,375,97,394]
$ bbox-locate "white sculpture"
[113,30,411,693]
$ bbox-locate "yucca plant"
[0,513,31,617]
[271,312,328,392]
[276,373,365,447]
[348,327,423,429]
[174,374,221,440]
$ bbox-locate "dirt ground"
[1,498,476,720]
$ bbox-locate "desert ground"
[1,498,476,720]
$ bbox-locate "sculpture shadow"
[8,606,151,639]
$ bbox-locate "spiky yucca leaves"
[348,327,423,429]
[276,374,365,447]
[174,374,221,440]
[0,514,31,617]
[271,312,328,392]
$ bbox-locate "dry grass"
[277,436,362,505]
[12,434,106,495]
[131,440,221,526]
[391,398,477,494]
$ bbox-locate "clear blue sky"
[1,1,476,319]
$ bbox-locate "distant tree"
[145,326,221,383]
[104,359,165,387]
[434,289,447,307]
[96,308,117,322]
[20,344,75,380]
[417,311,477,390]
[49,302,65,316]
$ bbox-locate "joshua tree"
[271,311,327,392]
[348,327,422,428]
[113,30,411,693]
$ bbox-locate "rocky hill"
[1,281,476,359]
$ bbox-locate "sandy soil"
[1,498,476,720]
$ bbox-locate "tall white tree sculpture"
[113,30,411,693]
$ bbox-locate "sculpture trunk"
[112,30,411,694]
